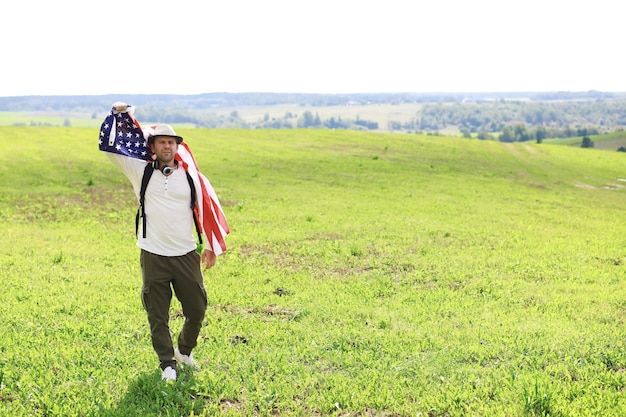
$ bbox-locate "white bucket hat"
[149,124,183,144]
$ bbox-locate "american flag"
[99,107,151,160]
[99,106,230,255]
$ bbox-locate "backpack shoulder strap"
[136,163,154,238]
[185,171,203,245]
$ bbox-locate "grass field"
[1,126,626,416]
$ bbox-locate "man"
[98,102,229,381]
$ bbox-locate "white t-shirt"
[107,153,197,256]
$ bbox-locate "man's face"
[150,136,178,165]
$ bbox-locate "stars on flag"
[99,108,151,160]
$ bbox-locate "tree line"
[134,96,626,139]
[4,92,626,140]
[412,99,626,138]
[8,91,605,111]
[124,107,380,131]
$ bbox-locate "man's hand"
[201,249,217,269]
[112,101,128,112]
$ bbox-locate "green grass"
[1,127,626,416]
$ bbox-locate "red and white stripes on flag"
[175,142,230,255]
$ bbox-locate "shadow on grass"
[94,367,207,417]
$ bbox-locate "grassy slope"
[1,127,625,416]
[545,130,626,151]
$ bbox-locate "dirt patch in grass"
[7,187,136,222]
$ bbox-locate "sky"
[1,0,623,96]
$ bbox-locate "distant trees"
[414,100,608,139]
[298,111,321,128]
[132,101,609,137]
[535,126,548,143]
[354,117,378,130]
[12,92,626,136]
[581,136,594,148]
[498,125,532,142]
[295,111,378,130]
[119,98,626,138]
[424,101,598,133]
[476,131,494,140]
[499,126,514,142]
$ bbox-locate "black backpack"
[135,162,203,244]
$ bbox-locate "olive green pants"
[140,249,207,370]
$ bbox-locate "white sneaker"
[161,366,177,381]
[174,348,195,367]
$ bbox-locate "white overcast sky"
[1,0,623,96]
